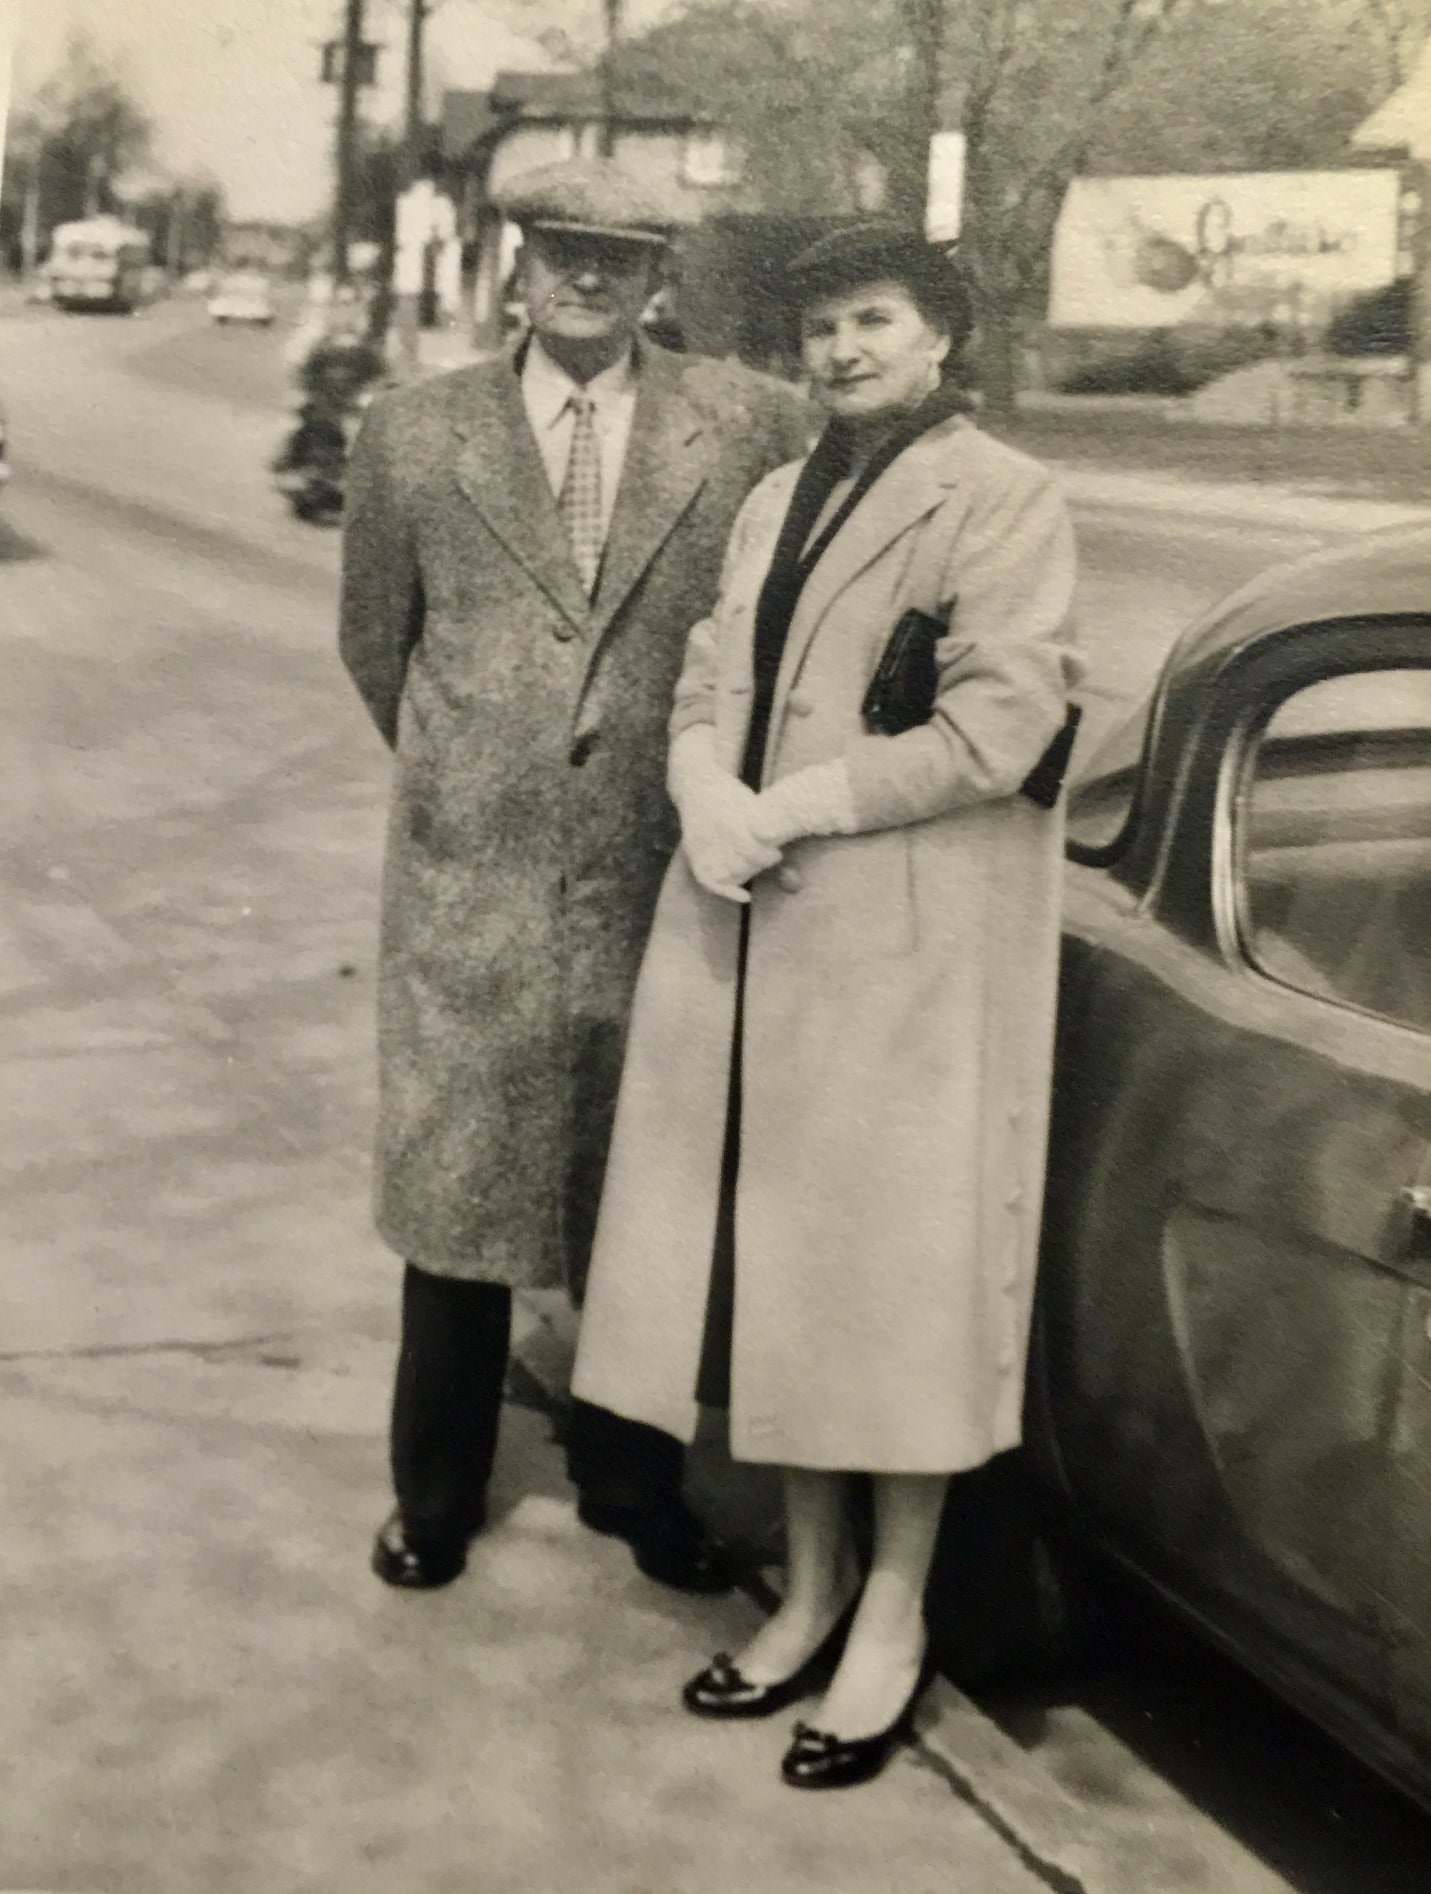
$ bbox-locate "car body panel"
[1030,523,1431,1802]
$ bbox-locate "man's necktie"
[558,391,603,597]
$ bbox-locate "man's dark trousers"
[390,1262,682,1549]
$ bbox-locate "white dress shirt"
[521,338,639,545]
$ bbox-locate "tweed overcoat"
[339,341,807,1288]
[571,415,1080,1472]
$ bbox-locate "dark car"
[960,525,1431,1806]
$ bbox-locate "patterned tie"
[558,391,603,597]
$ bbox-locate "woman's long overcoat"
[572,415,1080,1473]
[339,345,807,1290]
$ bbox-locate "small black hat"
[787,221,975,352]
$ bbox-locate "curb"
[1053,462,1431,538]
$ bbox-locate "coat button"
[788,693,814,717]
[777,864,803,894]
[570,731,598,768]
[552,619,578,643]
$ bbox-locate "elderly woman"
[572,222,1080,1790]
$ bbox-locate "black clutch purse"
[860,608,945,737]
[861,602,1081,807]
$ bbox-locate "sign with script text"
[1049,169,1402,330]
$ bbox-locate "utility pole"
[20,147,42,276]
[395,0,429,369]
[167,187,188,275]
[403,0,427,186]
[889,0,943,229]
[598,0,624,158]
[332,0,366,285]
[1411,158,1431,427]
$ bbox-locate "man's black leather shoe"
[577,1495,734,1595]
[370,1508,482,1590]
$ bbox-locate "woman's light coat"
[573,414,1080,1472]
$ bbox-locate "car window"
[1239,665,1431,1034]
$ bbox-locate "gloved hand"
[669,725,782,904]
[751,760,859,849]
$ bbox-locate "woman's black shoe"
[779,1651,936,1789]
[370,1508,481,1590]
[682,1603,856,1719]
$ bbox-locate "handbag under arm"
[860,599,1081,805]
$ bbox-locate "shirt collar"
[522,336,638,431]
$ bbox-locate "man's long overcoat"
[339,342,806,1289]
[572,417,1080,1472]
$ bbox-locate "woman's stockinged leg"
[812,1472,947,1737]
[731,1468,861,1683]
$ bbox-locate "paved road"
[4,297,1428,1893]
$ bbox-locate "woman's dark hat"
[786,221,975,350]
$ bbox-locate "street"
[4,295,1431,1893]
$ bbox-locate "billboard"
[1049,170,1403,330]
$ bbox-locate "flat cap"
[496,158,683,247]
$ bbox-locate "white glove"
[750,760,859,849]
[669,726,782,904]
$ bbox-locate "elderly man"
[340,159,807,1593]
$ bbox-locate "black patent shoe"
[683,1604,856,1719]
[370,1508,481,1591]
[578,1496,733,1595]
[779,1652,937,1790]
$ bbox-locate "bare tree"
[946,0,1194,415]
[5,32,152,231]
[1349,0,1431,85]
[1088,0,1393,175]
[619,0,1195,410]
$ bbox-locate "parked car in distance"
[207,269,276,326]
[995,523,1431,1809]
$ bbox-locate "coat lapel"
[768,420,963,734]
[590,348,717,639]
[450,352,593,635]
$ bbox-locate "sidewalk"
[0,316,1301,1894]
[0,462,1084,1893]
[6,1348,1079,1894]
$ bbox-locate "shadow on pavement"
[980,1588,1431,1894]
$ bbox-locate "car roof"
[1080,523,1431,790]
[1165,522,1431,680]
